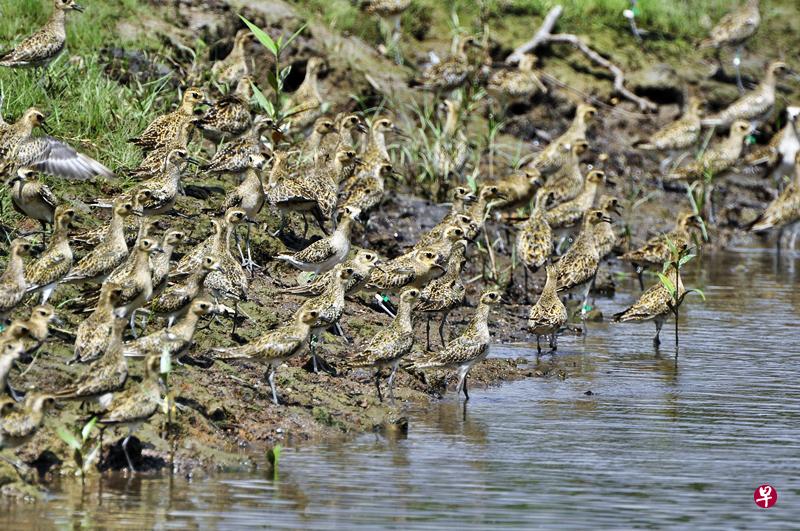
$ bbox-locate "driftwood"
[506,5,657,112]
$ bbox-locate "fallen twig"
[505,5,657,112]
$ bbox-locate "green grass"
[0,0,171,169]
[296,0,736,46]
[0,0,178,225]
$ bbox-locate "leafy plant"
[658,239,706,357]
[267,444,282,480]
[240,15,306,126]
[56,417,101,479]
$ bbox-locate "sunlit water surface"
[3,248,799,528]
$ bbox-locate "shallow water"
[3,247,799,528]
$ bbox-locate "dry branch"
[505,5,563,64]
[506,5,657,112]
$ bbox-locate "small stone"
[584,390,594,396]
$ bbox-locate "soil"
[2,0,797,499]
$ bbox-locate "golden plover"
[702,61,789,128]
[151,256,221,327]
[411,289,501,400]
[416,242,467,349]
[97,354,163,472]
[349,287,421,403]
[666,120,751,181]
[24,205,76,304]
[69,283,124,365]
[614,264,685,347]
[554,210,612,318]
[527,263,567,353]
[0,0,83,72]
[63,197,139,285]
[277,206,361,274]
[130,87,209,152]
[0,240,33,319]
[212,29,255,86]
[286,57,325,129]
[198,76,254,141]
[213,308,320,405]
[7,167,58,239]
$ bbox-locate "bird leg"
[374,368,383,403]
[425,314,432,351]
[387,362,399,404]
[455,365,470,400]
[242,224,262,274]
[128,310,139,339]
[536,334,542,354]
[267,366,279,406]
[333,321,349,344]
[431,313,447,349]
[272,215,287,238]
[374,294,396,318]
[549,332,558,352]
[0,454,33,480]
[309,335,319,373]
[733,45,744,94]
[122,433,136,473]
[234,228,247,270]
[654,317,664,348]
[578,276,596,338]
[231,303,241,336]
[39,220,49,246]
[580,277,595,318]
[634,264,645,291]
[704,183,716,225]
[6,383,23,402]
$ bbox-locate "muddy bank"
[2,0,796,500]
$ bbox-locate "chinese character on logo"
[753,484,777,509]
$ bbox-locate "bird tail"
[700,117,723,127]
[664,167,690,181]
[633,140,656,150]
[612,310,629,322]
[749,213,773,232]
[281,284,318,295]
[52,388,82,400]
[210,347,250,361]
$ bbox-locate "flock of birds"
[0,0,798,475]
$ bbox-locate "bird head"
[56,0,84,12]
[201,256,223,273]
[10,239,33,257]
[480,289,503,306]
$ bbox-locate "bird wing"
[25,250,71,287]
[18,136,114,180]
[425,335,486,368]
[293,237,335,264]
[614,284,671,322]
[35,181,59,209]
[0,30,64,66]
[101,387,160,424]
